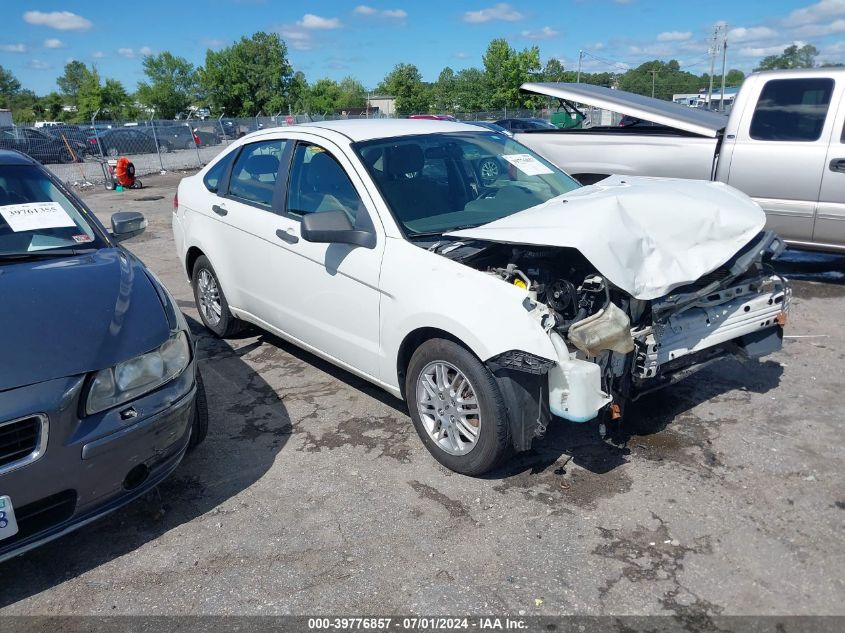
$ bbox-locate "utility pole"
[576,50,583,83]
[649,69,659,98]
[719,29,728,112]
[706,25,719,108]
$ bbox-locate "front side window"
[0,164,103,255]
[750,78,834,142]
[353,132,580,235]
[286,143,363,221]
[203,153,233,193]
[227,140,286,208]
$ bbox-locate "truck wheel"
[192,255,245,337]
[405,338,511,475]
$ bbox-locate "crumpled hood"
[448,175,765,300]
[0,248,170,392]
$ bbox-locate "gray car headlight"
[86,331,191,415]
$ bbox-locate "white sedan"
[173,119,789,475]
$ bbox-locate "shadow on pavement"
[0,316,291,607]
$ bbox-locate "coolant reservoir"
[568,302,635,357]
[547,333,613,423]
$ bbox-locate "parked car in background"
[87,128,164,157]
[174,119,788,476]
[495,118,558,132]
[464,121,513,136]
[516,67,845,252]
[193,129,221,147]
[42,125,96,155]
[140,125,197,151]
[0,127,85,164]
[219,119,243,140]
[408,114,458,121]
[618,115,661,128]
[0,149,207,562]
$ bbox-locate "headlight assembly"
[86,331,191,415]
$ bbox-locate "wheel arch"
[396,327,475,400]
[185,245,205,279]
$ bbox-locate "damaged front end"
[437,230,789,451]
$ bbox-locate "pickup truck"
[514,68,845,252]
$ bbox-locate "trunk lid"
[520,82,729,138]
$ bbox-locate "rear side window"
[750,78,834,142]
[203,153,233,193]
[227,140,286,208]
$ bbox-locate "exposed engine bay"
[425,230,789,430]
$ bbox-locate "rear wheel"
[192,255,245,337]
[107,146,119,158]
[405,338,511,475]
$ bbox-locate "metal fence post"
[92,109,105,159]
[217,111,227,142]
[149,110,166,172]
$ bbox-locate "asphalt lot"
[1,171,843,617]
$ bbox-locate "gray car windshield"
[353,132,580,235]
[0,164,102,256]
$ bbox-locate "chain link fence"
[6,107,621,187]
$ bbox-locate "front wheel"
[405,339,511,475]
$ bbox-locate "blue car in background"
[0,150,207,562]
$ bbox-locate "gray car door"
[725,76,836,244]
[815,89,845,247]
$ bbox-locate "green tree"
[75,66,102,121]
[56,60,90,105]
[433,67,457,113]
[136,52,198,119]
[0,65,21,108]
[36,92,65,120]
[453,68,488,112]
[288,71,309,112]
[617,60,700,100]
[101,78,137,119]
[541,58,568,83]
[755,44,819,70]
[482,39,541,109]
[337,76,367,110]
[307,78,342,113]
[378,63,429,115]
[201,32,293,116]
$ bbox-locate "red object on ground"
[114,157,136,188]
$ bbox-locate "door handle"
[829,159,845,173]
[275,228,299,244]
[211,204,228,216]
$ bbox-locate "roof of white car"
[289,118,486,142]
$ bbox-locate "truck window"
[749,78,834,142]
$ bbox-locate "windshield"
[0,164,103,256]
[353,132,580,235]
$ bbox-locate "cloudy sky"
[3,0,844,94]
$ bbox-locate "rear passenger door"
[726,76,836,243]
[815,86,845,247]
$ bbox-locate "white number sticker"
[501,153,554,176]
[0,202,75,233]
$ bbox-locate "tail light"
[194,134,200,146]
[88,138,98,143]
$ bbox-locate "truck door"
[815,86,845,248]
[726,76,836,244]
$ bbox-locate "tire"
[188,369,209,450]
[405,338,511,475]
[107,146,119,158]
[478,158,500,185]
[191,255,244,337]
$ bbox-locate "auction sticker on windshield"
[0,496,19,542]
[0,202,75,233]
[501,153,554,176]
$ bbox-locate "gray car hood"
[447,176,766,300]
[0,248,171,392]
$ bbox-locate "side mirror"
[111,211,147,242]
[300,210,375,249]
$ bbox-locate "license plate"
[0,495,19,541]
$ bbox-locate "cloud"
[280,29,313,51]
[738,41,807,58]
[463,3,524,23]
[117,48,136,58]
[791,18,845,37]
[657,31,692,42]
[728,26,778,42]
[92,51,105,59]
[0,43,27,53]
[783,0,845,26]
[521,26,559,40]
[43,38,64,49]
[453,51,470,59]
[27,59,51,70]
[298,14,342,29]
[354,6,407,20]
[23,10,92,30]
[139,46,154,56]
